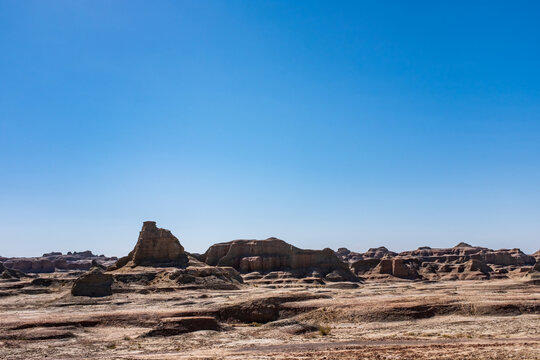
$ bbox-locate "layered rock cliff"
[202,237,358,282]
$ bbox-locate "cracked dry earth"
[0,279,539,359]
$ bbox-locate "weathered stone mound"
[335,248,362,263]
[71,267,113,297]
[202,238,358,282]
[216,292,330,323]
[0,262,29,280]
[167,263,244,290]
[112,221,188,269]
[143,316,221,337]
[524,262,540,284]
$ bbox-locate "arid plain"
[1,222,539,360]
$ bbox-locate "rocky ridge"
[337,243,537,281]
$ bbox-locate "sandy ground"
[0,279,538,359]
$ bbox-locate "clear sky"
[1,1,539,257]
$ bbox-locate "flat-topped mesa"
[202,237,358,282]
[113,221,188,269]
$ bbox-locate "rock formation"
[0,262,28,280]
[112,221,188,269]
[144,316,221,337]
[71,267,113,297]
[0,251,117,274]
[202,237,358,282]
[102,221,244,291]
[347,243,535,280]
[336,247,396,264]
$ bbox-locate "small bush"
[319,325,331,336]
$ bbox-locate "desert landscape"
[1,221,539,359]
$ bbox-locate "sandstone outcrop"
[71,267,113,297]
[347,243,534,280]
[202,237,358,282]
[106,222,244,291]
[112,221,188,269]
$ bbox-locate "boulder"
[112,221,188,268]
[71,268,113,297]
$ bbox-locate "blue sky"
[1,0,539,257]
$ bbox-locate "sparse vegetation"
[318,325,331,336]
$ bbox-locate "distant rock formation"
[0,250,117,274]
[363,246,398,259]
[335,247,397,264]
[335,248,363,263]
[202,237,358,282]
[112,221,188,269]
[399,244,535,266]
[0,262,28,280]
[347,243,535,280]
[2,259,55,273]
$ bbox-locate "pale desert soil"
[0,279,538,359]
